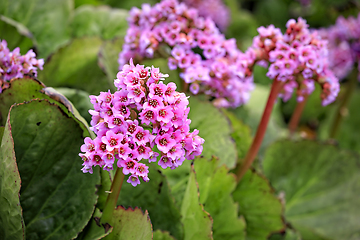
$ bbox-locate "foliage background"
[1,0,360,240]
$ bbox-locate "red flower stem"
[236,78,284,182]
[329,69,358,138]
[100,167,125,230]
[288,94,309,136]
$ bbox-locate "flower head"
[79,59,204,186]
[119,0,254,108]
[249,18,340,105]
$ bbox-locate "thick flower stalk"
[79,59,204,187]
[0,39,44,92]
[248,18,340,106]
[119,0,254,108]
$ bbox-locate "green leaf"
[160,160,191,210]
[181,163,213,240]
[38,37,113,95]
[74,0,102,8]
[54,87,93,123]
[0,15,34,54]
[75,208,112,240]
[0,111,24,240]
[104,206,152,240]
[98,38,124,82]
[10,99,100,239]
[117,163,184,240]
[194,157,246,240]
[0,77,91,137]
[0,0,73,57]
[0,126,4,143]
[263,140,360,240]
[71,5,128,40]
[0,76,45,125]
[222,109,252,161]
[153,230,176,240]
[188,97,238,168]
[233,170,285,240]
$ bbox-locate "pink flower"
[80,137,95,153]
[102,130,122,152]
[157,106,174,123]
[127,174,141,187]
[118,158,138,175]
[158,156,172,169]
[155,133,176,153]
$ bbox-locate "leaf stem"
[236,78,284,182]
[329,69,358,138]
[288,94,308,136]
[100,167,125,231]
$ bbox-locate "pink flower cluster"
[318,13,360,81]
[118,0,254,108]
[181,0,230,32]
[0,39,44,93]
[248,18,340,105]
[79,59,204,187]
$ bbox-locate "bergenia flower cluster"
[0,39,44,93]
[181,0,230,32]
[318,13,360,81]
[248,18,340,105]
[79,59,204,187]
[119,0,254,108]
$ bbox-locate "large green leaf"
[194,157,246,240]
[233,170,285,240]
[75,208,112,240]
[0,77,91,136]
[10,99,100,239]
[71,5,128,40]
[181,163,213,240]
[104,206,152,240]
[117,163,184,240]
[160,160,192,210]
[38,37,113,94]
[0,0,72,58]
[222,109,252,162]
[263,140,360,240]
[188,97,238,168]
[98,38,124,82]
[54,87,93,124]
[0,77,46,125]
[0,111,24,240]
